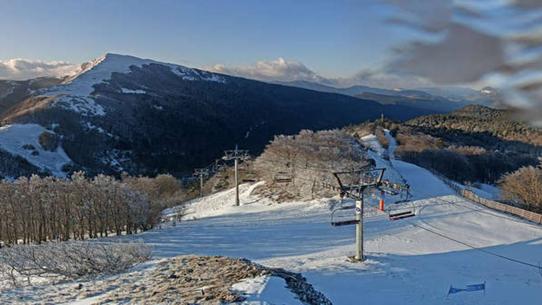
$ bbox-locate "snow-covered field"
[2,134,541,304]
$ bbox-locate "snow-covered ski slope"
[0,124,71,176]
[137,133,542,305]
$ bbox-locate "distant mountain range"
[0,53,502,178]
[0,53,459,178]
[277,80,497,113]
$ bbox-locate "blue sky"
[0,0,410,78]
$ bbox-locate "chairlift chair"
[273,171,293,184]
[378,180,412,204]
[393,188,412,204]
[330,204,359,226]
[388,208,415,220]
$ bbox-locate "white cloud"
[0,58,79,80]
[210,57,328,83]
[335,69,432,89]
[211,57,431,89]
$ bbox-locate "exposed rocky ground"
[1,255,332,305]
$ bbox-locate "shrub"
[38,131,60,151]
[499,166,542,212]
[0,241,151,288]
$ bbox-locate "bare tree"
[500,166,542,212]
[254,129,369,200]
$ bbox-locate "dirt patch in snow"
[97,256,266,304]
[96,256,332,305]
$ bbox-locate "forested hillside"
[348,105,542,184]
[406,105,542,147]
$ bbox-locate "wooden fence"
[460,189,542,225]
[435,171,542,225]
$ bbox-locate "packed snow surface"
[0,124,70,176]
[150,133,542,305]
[231,276,303,305]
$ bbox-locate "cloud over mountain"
[0,58,78,80]
[211,57,431,89]
[211,58,328,83]
[335,69,432,89]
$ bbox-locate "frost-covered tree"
[500,166,542,212]
[0,172,186,246]
[254,129,370,200]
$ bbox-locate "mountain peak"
[49,53,160,97]
[38,53,226,116]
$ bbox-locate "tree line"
[0,172,187,246]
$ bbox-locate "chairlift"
[333,168,386,193]
[273,171,293,184]
[380,186,400,196]
[388,209,415,220]
[379,180,412,204]
[393,188,412,204]
[330,205,359,226]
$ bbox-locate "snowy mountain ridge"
[38,53,226,116]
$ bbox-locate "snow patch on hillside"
[120,88,146,94]
[169,65,226,83]
[52,95,105,116]
[83,122,113,137]
[361,130,454,200]
[0,124,71,176]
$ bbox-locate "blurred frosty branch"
[386,0,542,125]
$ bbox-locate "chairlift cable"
[406,217,542,271]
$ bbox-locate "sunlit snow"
[0,124,71,176]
